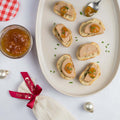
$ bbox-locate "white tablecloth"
[0,0,120,120]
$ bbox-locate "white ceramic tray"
[36,0,120,96]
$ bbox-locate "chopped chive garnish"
[91,27,96,29]
[65,6,69,10]
[76,39,78,41]
[97,61,100,63]
[89,71,92,74]
[80,12,83,15]
[108,50,110,53]
[62,31,65,34]
[105,46,107,48]
[75,37,77,38]
[69,82,73,84]
[91,29,93,32]
[50,70,55,73]
[57,44,60,46]
[70,68,72,70]
[54,54,56,57]
[101,41,104,43]
[53,22,56,26]
[54,48,57,50]
[107,43,110,46]
[105,50,107,52]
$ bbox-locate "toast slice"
[53,1,76,21]
[79,63,101,86]
[76,42,100,61]
[79,18,105,37]
[57,54,76,80]
[53,24,73,47]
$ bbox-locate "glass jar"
[0,25,33,59]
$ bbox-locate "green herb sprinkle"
[80,12,83,15]
[65,6,69,10]
[53,22,56,26]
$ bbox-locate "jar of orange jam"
[0,25,33,58]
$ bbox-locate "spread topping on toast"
[60,6,69,16]
[61,27,69,38]
[64,63,73,74]
[88,67,96,79]
[55,24,70,43]
[84,64,98,82]
[61,58,75,77]
[84,23,103,34]
[90,24,100,33]
[79,43,99,58]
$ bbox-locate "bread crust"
[79,18,105,37]
[53,1,76,21]
[79,63,101,86]
[57,54,76,80]
[76,42,100,61]
[52,24,73,47]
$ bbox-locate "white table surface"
[0,0,120,120]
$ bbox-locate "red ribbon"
[9,72,42,109]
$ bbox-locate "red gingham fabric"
[0,0,19,21]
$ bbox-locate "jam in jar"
[0,25,33,58]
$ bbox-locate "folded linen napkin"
[16,73,76,120]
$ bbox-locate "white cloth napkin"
[18,81,76,120]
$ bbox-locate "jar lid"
[0,0,19,21]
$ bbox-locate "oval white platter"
[36,0,120,96]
